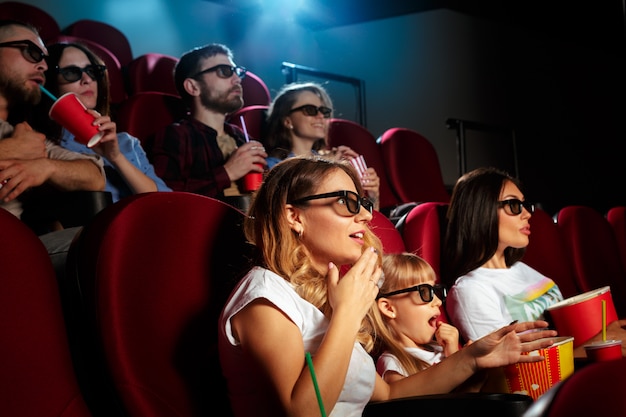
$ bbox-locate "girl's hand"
[435,322,460,357]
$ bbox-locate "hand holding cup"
[48,92,103,148]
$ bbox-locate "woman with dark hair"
[33,41,170,202]
[218,157,556,417]
[442,166,626,355]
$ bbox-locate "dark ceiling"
[206,0,626,51]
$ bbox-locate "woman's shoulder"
[266,156,283,169]
[116,131,139,142]
[449,268,507,298]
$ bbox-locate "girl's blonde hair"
[371,252,438,374]
[245,156,383,351]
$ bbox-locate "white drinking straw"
[239,115,250,142]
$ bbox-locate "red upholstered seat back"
[116,91,188,144]
[0,2,61,42]
[606,206,626,274]
[0,208,92,417]
[126,52,179,96]
[63,19,133,66]
[398,202,451,325]
[523,357,626,417]
[369,210,406,254]
[227,105,269,143]
[66,192,253,417]
[241,70,271,106]
[400,202,449,280]
[556,205,626,316]
[523,207,580,298]
[379,127,450,205]
[327,118,400,212]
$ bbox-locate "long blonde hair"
[371,253,438,374]
[244,156,383,351]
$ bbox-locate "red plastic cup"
[49,92,103,147]
[239,164,264,193]
[584,340,623,362]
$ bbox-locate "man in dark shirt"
[145,43,266,199]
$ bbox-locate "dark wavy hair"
[441,167,526,288]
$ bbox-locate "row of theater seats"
[4,190,625,417]
[111,89,451,219]
[1,1,450,214]
[1,2,449,213]
[227,105,451,214]
[1,192,251,417]
[113,88,448,210]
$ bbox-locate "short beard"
[198,83,243,115]
[0,77,41,107]
[0,75,41,124]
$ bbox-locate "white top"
[376,344,444,379]
[446,262,563,342]
[219,266,376,417]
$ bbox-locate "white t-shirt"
[376,344,444,379]
[446,262,563,342]
[219,266,376,417]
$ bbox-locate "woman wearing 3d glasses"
[441,166,626,355]
[33,42,170,202]
[264,82,381,210]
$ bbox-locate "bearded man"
[145,43,266,199]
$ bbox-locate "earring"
[299,229,303,238]
[390,313,396,318]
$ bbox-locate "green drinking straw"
[305,352,327,417]
[39,84,58,101]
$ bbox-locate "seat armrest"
[21,190,113,234]
[363,393,533,417]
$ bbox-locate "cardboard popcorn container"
[546,286,618,348]
[485,336,574,401]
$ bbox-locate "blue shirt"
[61,129,171,202]
[266,150,323,169]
